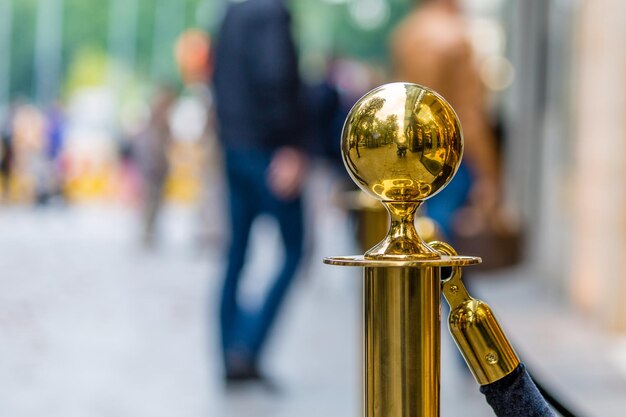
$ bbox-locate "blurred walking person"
[173,29,224,249]
[213,0,307,384]
[29,103,66,205]
[391,0,501,237]
[11,103,46,203]
[134,86,176,248]
[0,106,15,202]
[44,103,66,202]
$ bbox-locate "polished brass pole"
[364,266,440,417]
[324,83,480,417]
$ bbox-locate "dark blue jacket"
[213,0,302,151]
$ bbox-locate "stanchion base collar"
[323,255,481,268]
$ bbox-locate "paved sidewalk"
[0,204,623,416]
[474,269,626,417]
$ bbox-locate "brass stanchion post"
[324,83,482,416]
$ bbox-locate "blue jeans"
[425,162,473,238]
[220,148,304,369]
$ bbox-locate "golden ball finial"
[341,83,463,203]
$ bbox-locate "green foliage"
[63,47,109,96]
[6,0,413,100]
[292,0,412,67]
[332,1,411,63]
[7,0,206,100]
[9,0,37,97]
[62,0,109,62]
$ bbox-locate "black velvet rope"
[480,364,556,417]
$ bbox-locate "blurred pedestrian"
[38,103,66,204]
[0,108,14,201]
[303,64,346,170]
[391,0,501,237]
[11,103,46,204]
[174,29,224,249]
[213,0,307,384]
[134,86,176,248]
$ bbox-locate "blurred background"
[0,0,625,416]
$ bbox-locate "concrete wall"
[570,0,626,329]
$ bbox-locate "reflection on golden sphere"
[341,83,463,202]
